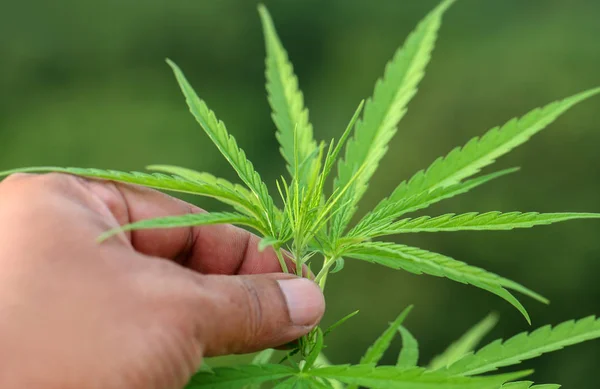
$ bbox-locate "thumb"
[193,273,325,356]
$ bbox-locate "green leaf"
[349,168,519,240]
[443,316,600,376]
[360,306,414,365]
[99,212,261,241]
[501,382,561,389]
[273,378,301,389]
[324,310,360,337]
[306,162,369,242]
[329,257,345,274]
[258,5,317,182]
[303,328,325,371]
[252,349,276,365]
[397,327,419,368]
[312,354,345,389]
[428,313,498,370]
[186,364,295,389]
[0,167,261,219]
[258,237,281,252]
[318,100,365,199]
[344,242,546,323]
[146,164,249,191]
[146,164,257,204]
[167,59,278,234]
[197,362,214,374]
[376,212,600,236]
[245,349,277,389]
[331,0,456,238]
[308,365,529,389]
[346,306,413,389]
[274,377,332,389]
[391,87,600,201]
[391,167,518,216]
[146,164,270,223]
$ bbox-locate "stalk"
[294,253,336,360]
[293,246,304,277]
[275,248,289,273]
[314,255,338,290]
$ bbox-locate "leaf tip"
[436,0,458,14]
[357,99,365,110]
[587,86,600,97]
[97,229,121,243]
[257,3,272,25]
[165,57,175,67]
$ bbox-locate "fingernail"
[277,278,325,327]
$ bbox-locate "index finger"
[80,177,300,276]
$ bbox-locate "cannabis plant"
[2,1,599,388]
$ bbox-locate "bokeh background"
[2,0,599,386]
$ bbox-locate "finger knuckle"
[238,278,264,347]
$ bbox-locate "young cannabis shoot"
[2,1,600,388]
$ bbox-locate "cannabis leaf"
[501,382,560,389]
[2,2,600,388]
[273,377,330,389]
[167,60,278,235]
[397,327,419,368]
[323,310,360,336]
[443,316,600,376]
[344,242,546,323]
[0,166,265,220]
[307,365,528,389]
[258,5,317,182]
[318,100,365,198]
[429,313,498,370]
[99,212,260,241]
[146,164,259,207]
[370,212,600,237]
[186,364,295,389]
[251,349,276,365]
[350,168,519,239]
[245,349,277,389]
[331,0,456,238]
[359,306,414,365]
[0,166,226,198]
[388,88,600,202]
[346,306,413,389]
[302,328,325,372]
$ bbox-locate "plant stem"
[275,248,289,273]
[293,247,303,277]
[294,255,336,362]
[314,255,337,290]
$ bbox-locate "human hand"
[0,173,325,389]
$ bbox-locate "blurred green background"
[2,0,599,386]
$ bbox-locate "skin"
[0,173,325,389]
